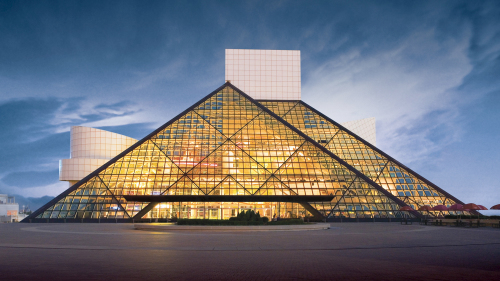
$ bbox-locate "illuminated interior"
[260,101,461,216]
[29,84,465,222]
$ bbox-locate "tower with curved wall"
[59,126,138,186]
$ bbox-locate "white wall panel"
[70,126,137,159]
[225,49,301,100]
[59,126,138,183]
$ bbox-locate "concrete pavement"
[0,222,499,280]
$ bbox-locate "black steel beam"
[297,100,475,215]
[299,202,326,220]
[227,83,422,218]
[132,202,159,220]
[23,83,231,221]
[124,195,335,203]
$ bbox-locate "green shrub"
[229,210,264,222]
[176,210,305,226]
[176,218,303,225]
[177,219,264,226]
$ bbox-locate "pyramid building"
[25,50,467,222]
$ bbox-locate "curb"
[134,223,331,231]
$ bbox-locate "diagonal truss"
[260,99,472,217]
[26,82,421,222]
[226,84,418,217]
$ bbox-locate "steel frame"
[25,82,460,222]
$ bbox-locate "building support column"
[299,202,325,220]
[132,202,159,221]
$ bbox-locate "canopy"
[448,204,464,211]
[432,205,448,211]
[463,203,480,210]
[491,204,500,210]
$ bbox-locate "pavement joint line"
[18,225,440,235]
[19,227,169,235]
[3,223,500,279]
[1,242,500,252]
[17,225,500,238]
[133,223,331,232]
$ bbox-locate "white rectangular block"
[225,49,301,100]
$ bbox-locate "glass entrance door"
[208,208,219,220]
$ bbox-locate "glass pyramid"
[260,101,467,217]
[26,83,465,222]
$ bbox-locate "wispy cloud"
[0,97,147,197]
[304,27,473,164]
[124,59,187,92]
[78,112,148,129]
[0,180,68,198]
[51,98,144,133]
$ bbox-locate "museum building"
[24,49,466,222]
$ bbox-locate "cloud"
[0,131,68,177]
[0,98,63,142]
[78,112,149,129]
[0,180,68,198]
[303,27,473,164]
[1,170,59,189]
[124,59,187,92]
[0,96,150,198]
[97,122,153,142]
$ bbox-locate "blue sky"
[1,0,499,212]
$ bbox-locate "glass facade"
[260,101,463,217]
[28,83,466,222]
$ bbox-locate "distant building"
[0,194,27,222]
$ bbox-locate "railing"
[419,218,500,228]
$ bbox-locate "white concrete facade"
[59,126,137,185]
[340,117,377,146]
[225,49,301,100]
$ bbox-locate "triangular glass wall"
[260,101,466,216]
[28,83,413,221]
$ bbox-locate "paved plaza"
[0,222,499,280]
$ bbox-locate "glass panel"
[263,101,459,216]
[34,86,404,220]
